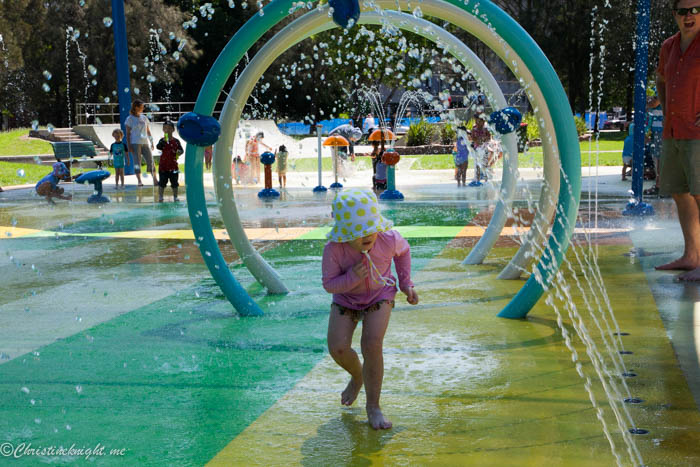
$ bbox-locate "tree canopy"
[0,0,681,129]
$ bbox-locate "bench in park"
[50,141,109,168]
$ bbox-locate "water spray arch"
[213,8,521,295]
[181,0,581,319]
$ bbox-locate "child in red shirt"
[156,122,183,202]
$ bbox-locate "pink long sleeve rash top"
[322,230,414,310]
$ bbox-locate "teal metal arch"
[184,0,581,319]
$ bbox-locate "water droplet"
[42,83,50,92]
[35,418,41,424]
[88,65,97,76]
[172,51,180,61]
[91,79,97,86]
[75,385,82,394]
[104,97,110,103]
[146,74,156,83]
[31,120,39,131]
[47,123,55,133]
[103,17,113,27]
[42,70,52,80]
[133,87,140,95]
[21,387,30,394]
[131,65,137,72]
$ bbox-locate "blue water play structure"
[105,0,653,318]
[75,170,111,203]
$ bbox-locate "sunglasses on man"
[675,6,700,16]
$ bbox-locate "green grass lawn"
[0,128,52,156]
[0,128,626,187]
[0,160,51,186]
[0,161,187,187]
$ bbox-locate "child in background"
[246,131,272,184]
[155,121,184,202]
[621,123,635,181]
[233,156,244,184]
[276,145,288,188]
[35,162,75,203]
[322,188,419,430]
[204,146,213,171]
[453,125,469,187]
[373,158,388,193]
[110,129,128,189]
[367,141,384,189]
[470,116,491,182]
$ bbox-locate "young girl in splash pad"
[322,188,419,429]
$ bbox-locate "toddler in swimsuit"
[322,188,419,430]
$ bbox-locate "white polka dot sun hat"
[327,188,393,243]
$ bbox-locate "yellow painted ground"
[0,224,631,241]
[207,245,700,466]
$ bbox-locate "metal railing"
[75,101,229,125]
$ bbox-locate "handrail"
[74,101,229,125]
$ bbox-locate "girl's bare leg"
[361,302,392,429]
[327,307,363,406]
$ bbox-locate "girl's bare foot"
[367,406,392,430]
[656,257,700,271]
[679,267,700,281]
[341,377,363,406]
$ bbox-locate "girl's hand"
[405,287,419,305]
[352,261,368,279]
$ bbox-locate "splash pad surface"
[0,175,699,465]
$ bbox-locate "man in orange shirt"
[655,0,700,280]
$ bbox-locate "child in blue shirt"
[110,129,128,189]
[453,125,470,186]
[621,123,635,181]
[35,162,74,203]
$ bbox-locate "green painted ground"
[0,200,475,465]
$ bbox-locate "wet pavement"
[0,166,698,465]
